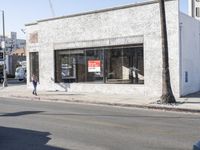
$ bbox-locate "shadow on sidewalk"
[151,91,200,106]
[0,126,67,150]
[51,77,70,92]
[183,91,200,98]
[179,91,200,104]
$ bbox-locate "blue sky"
[0,0,188,39]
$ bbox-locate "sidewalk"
[1,84,200,113]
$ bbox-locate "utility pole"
[1,10,8,87]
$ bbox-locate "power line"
[48,0,55,17]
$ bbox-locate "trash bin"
[193,141,200,150]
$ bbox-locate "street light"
[0,10,7,87]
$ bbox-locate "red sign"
[88,60,101,72]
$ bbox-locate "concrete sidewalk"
[1,84,200,113]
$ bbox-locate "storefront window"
[55,49,85,83]
[105,48,123,83]
[29,52,39,81]
[55,45,144,84]
[105,46,144,84]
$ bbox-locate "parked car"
[15,66,26,81]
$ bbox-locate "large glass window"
[29,52,39,81]
[55,45,144,84]
[105,46,144,84]
[55,49,85,83]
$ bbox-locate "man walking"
[32,74,38,96]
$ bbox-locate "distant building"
[188,0,200,20]
[0,32,26,75]
[26,0,200,98]
[0,32,26,52]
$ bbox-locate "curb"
[3,94,200,114]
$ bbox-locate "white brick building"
[188,0,200,20]
[25,0,200,98]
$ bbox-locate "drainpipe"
[179,22,183,97]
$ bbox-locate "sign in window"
[88,60,101,72]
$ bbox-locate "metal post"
[1,10,7,87]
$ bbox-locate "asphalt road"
[0,97,199,150]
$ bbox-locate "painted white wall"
[26,1,179,97]
[180,12,200,96]
[188,0,192,17]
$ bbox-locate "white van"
[15,66,26,81]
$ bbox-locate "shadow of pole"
[0,111,45,117]
[51,77,70,92]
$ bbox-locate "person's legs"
[32,84,35,94]
[35,85,37,95]
[33,84,37,95]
